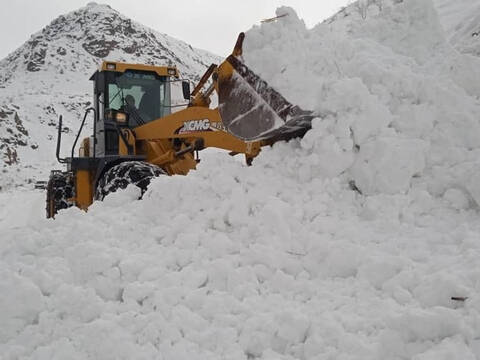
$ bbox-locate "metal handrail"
[71,107,96,160]
[56,115,66,163]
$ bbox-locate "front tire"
[46,171,74,218]
[95,161,165,200]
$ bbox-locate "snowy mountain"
[2,0,480,359]
[0,2,220,190]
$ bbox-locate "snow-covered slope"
[0,2,220,190]
[1,0,480,359]
[2,159,479,359]
[321,0,480,57]
[433,0,480,56]
[244,1,480,204]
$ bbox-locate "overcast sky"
[0,0,350,59]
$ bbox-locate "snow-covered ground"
[1,152,480,359]
[1,0,480,359]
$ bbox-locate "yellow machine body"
[46,33,308,218]
[47,59,263,216]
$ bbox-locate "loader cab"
[90,61,179,157]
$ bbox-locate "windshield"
[107,70,171,125]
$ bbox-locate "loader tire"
[46,171,74,218]
[95,161,165,200]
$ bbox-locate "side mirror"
[182,81,191,100]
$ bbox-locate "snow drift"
[243,0,480,204]
[2,153,480,359]
[1,0,480,359]
[434,0,480,56]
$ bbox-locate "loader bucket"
[217,54,315,142]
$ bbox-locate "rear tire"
[46,171,74,218]
[95,161,165,200]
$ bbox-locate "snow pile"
[243,0,480,204]
[2,0,480,359]
[433,0,480,56]
[1,151,480,359]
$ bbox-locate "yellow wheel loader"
[46,33,315,218]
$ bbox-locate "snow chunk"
[0,267,46,342]
[351,137,427,195]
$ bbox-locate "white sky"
[0,0,350,59]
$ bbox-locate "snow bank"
[434,0,480,56]
[1,0,480,359]
[1,150,480,359]
[243,0,480,202]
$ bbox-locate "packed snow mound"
[1,153,480,359]
[433,0,480,56]
[0,3,220,190]
[2,1,480,359]
[243,0,480,204]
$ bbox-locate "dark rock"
[14,113,28,136]
[82,39,119,57]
